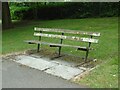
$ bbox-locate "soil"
[2,49,100,68]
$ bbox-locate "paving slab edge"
[70,65,98,83]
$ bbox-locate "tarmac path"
[2,59,86,88]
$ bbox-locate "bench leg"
[37,33,42,52]
[58,33,64,56]
[37,44,40,52]
[85,50,89,62]
[85,36,92,62]
[58,46,62,56]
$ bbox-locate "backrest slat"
[34,27,100,37]
[34,32,98,43]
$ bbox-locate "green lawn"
[2,17,118,88]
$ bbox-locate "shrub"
[10,2,118,20]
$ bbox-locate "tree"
[2,2,13,29]
[0,2,1,19]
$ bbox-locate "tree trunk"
[2,2,13,30]
[0,2,1,20]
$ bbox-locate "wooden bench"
[25,27,100,62]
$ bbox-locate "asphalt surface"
[2,59,86,88]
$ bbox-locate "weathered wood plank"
[34,27,100,37]
[24,40,93,50]
[34,33,99,43]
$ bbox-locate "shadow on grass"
[11,20,43,29]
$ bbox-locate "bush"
[10,2,118,20]
[10,5,29,20]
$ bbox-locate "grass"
[2,17,118,88]
[79,55,118,88]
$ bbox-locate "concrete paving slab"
[15,55,58,71]
[30,54,78,67]
[51,59,78,67]
[45,65,83,80]
[13,55,85,80]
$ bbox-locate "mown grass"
[79,55,118,88]
[2,17,118,88]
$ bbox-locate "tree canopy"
[2,2,118,30]
[9,2,118,20]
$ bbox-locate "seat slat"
[34,27,100,37]
[34,33,99,43]
[24,40,93,50]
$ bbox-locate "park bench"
[25,27,100,62]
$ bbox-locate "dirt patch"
[30,49,99,68]
[1,51,26,60]
[2,49,99,69]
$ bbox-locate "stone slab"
[45,64,83,80]
[14,55,85,80]
[15,55,58,71]
[51,59,78,67]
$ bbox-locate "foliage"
[9,3,29,20]
[9,2,118,20]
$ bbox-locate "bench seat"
[25,40,93,51]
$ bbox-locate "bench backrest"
[34,27,100,44]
